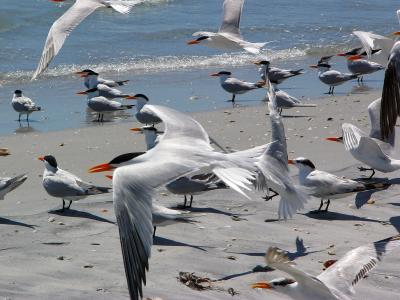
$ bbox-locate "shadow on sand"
[49,209,115,224]
[0,216,36,229]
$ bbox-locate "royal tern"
[39,155,111,211]
[254,60,304,84]
[264,87,316,115]
[77,84,134,99]
[187,0,266,54]
[326,98,399,178]
[336,53,384,83]
[108,104,280,299]
[309,62,358,95]
[87,95,135,122]
[252,234,400,300]
[125,94,162,126]
[0,174,27,200]
[254,82,309,219]
[32,0,136,80]
[288,157,389,213]
[11,90,41,122]
[76,69,129,89]
[210,71,264,103]
[152,203,198,237]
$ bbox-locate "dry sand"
[0,89,400,299]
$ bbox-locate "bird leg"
[231,94,236,103]
[18,113,21,122]
[331,86,335,95]
[183,195,187,208]
[358,167,375,179]
[153,226,157,238]
[67,200,72,210]
[263,188,279,201]
[62,199,66,211]
[100,114,104,122]
[310,199,324,214]
[189,195,194,207]
[323,199,331,212]
[278,108,283,116]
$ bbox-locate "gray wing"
[32,0,104,79]
[218,0,244,38]
[223,77,258,93]
[318,234,400,298]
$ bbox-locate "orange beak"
[105,175,113,180]
[51,0,65,2]
[251,282,272,289]
[288,159,294,165]
[38,156,45,161]
[76,91,88,95]
[124,95,137,100]
[209,73,220,77]
[88,163,114,173]
[325,137,341,142]
[75,71,89,77]
[130,127,142,132]
[336,53,346,57]
[392,31,400,36]
[348,55,362,61]
[187,40,200,45]
[253,61,262,65]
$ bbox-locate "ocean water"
[0,0,399,135]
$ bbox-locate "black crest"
[196,36,209,41]
[273,278,296,287]
[133,94,149,101]
[44,155,58,168]
[109,152,146,165]
[218,71,232,76]
[14,90,22,94]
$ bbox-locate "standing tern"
[210,71,264,104]
[309,62,358,95]
[125,94,162,126]
[86,95,135,122]
[11,90,42,122]
[32,0,137,80]
[39,155,111,211]
[0,174,28,200]
[336,53,384,83]
[252,234,400,300]
[288,157,389,213]
[254,60,304,84]
[103,104,281,299]
[254,81,309,219]
[187,0,266,54]
[264,87,316,115]
[76,69,129,89]
[77,84,134,99]
[326,98,400,178]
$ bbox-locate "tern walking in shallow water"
[11,90,41,123]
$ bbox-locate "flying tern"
[76,69,129,89]
[32,0,137,80]
[39,155,111,211]
[210,71,264,104]
[288,157,389,213]
[104,104,282,299]
[11,90,41,122]
[253,79,309,219]
[187,0,266,54]
[326,98,399,178]
[0,174,28,200]
[252,234,400,300]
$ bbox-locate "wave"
[0,42,358,86]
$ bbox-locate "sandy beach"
[0,88,399,299]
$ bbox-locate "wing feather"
[218,0,244,38]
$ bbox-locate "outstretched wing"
[318,234,400,298]
[353,31,394,59]
[218,0,244,38]
[32,0,104,80]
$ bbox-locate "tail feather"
[290,69,304,76]
[6,174,28,192]
[117,80,130,86]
